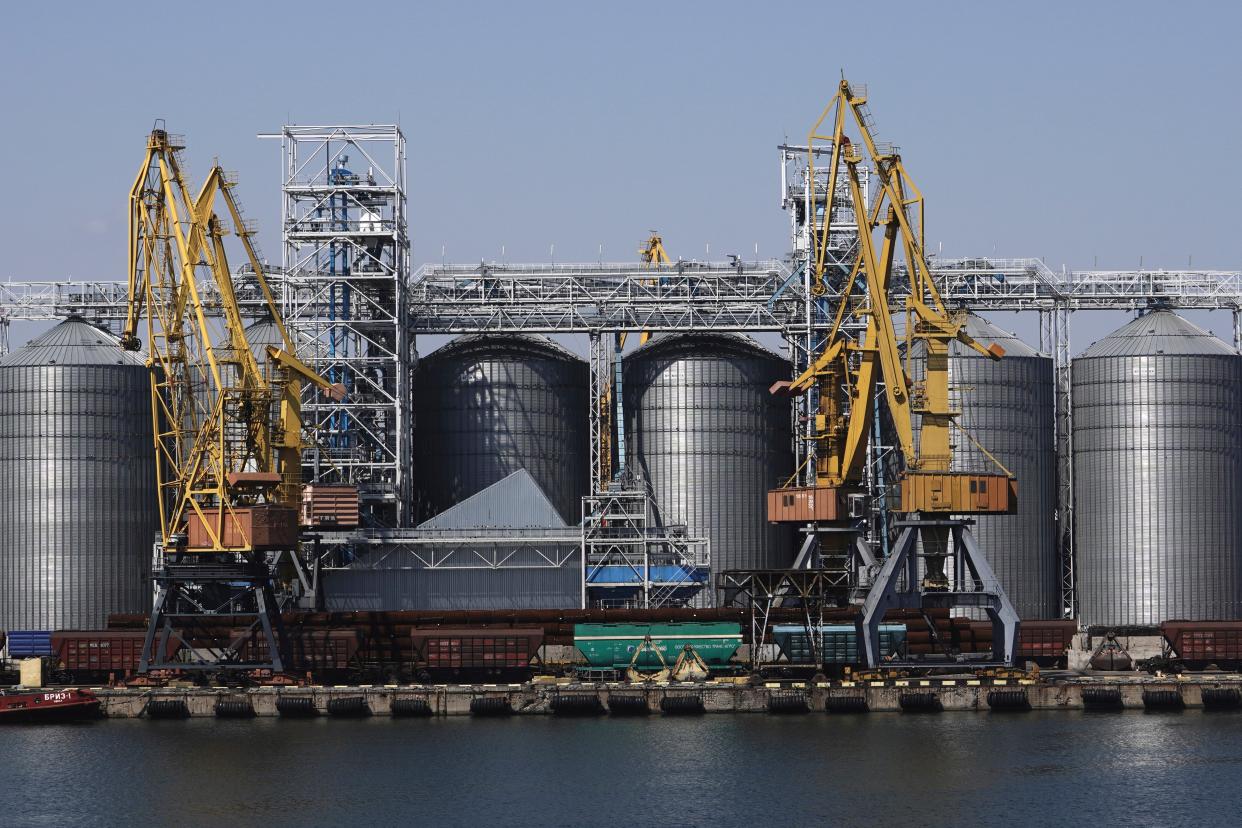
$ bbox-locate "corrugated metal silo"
[909,313,1059,619]
[1073,310,1242,626]
[623,332,794,575]
[0,319,158,631]
[415,334,589,525]
[242,316,285,360]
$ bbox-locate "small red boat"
[0,689,102,723]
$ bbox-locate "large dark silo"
[909,313,1059,619]
[623,333,794,575]
[0,319,158,631]
[414,334,589,525]
[1073,310,1242,626]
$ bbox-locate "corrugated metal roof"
[632,330,783,360]
[0,318,146,367]
[954,313,1041,358]
[422,332,584,364]
[417,469,570,529]
[1079,310,1236,358]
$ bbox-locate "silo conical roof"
[953,314,1041,358]
[0,318,145,367]
[424,332,583,363]
[1079,309,1235,358]
[908,312,1041,359]
[631,330,783,360]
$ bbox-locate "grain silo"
[623,332,794,575]
[909,313,1059,619]
[414,334,589,525]
[0,318,158,631]
[1073,310,1242,626]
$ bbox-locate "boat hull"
[0,690,101,723]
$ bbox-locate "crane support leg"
[857,520,1019,667]
[858,526,919,667]
[139,561,289,675]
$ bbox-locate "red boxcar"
[230,629,362,677]
[1162,621,1242,669]
[958,619,1076,666]
[410,627,544,684]
[1016,620,1078,666]
[50,631,181,683]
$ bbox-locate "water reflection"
[2,712,1241,827]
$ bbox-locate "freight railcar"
[230,629,364,682]
[409,627,545,684]
[1159,621,1242,671]
[49,631,181,684]
[573,622,743,678]
[958,619,1078,668]
[772,624,908,666]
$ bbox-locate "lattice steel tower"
[264,125,411,526]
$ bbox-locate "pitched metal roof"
[417,468,570,529]
[1079,310,1236,358]
[0,318,146,367]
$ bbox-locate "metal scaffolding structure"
[581,474,710,609]
[3,158,1240,619]
[408,260,798,334]
[313,529,582,571]
[6,264,1241,616]
[260,125,411,527]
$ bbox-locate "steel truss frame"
[313,530,582,571]
[581,476,710,609]
[858,519,1019,666]
[140,562,287,673]
[717,569,845,669]
[261,125,411,527]
[6,265,1241,620]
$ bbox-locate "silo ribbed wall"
[415,334,589,525]
[623,333,794,577]
[910,314,1059,619]
[0,320,157,632]
[1074,311,1242,626]
[1074,354,1242,624]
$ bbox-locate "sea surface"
[3,711,1241,827]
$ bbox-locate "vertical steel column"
[1053,301,1075,618]
[587,331,609,494]
[613,332,627,479]
[266,125,410,526]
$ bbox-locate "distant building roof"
[417,468,570,529]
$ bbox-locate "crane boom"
[124,127,338,552]
[124,126,348,678]
[764,80,1020,667]
[770,79,1013,511]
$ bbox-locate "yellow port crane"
[122,126,342,675]
[767,80,1020,665]
[122,127,342,555]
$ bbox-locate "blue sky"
[2,1,1240,348]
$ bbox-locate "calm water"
[3,711,1242,827]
